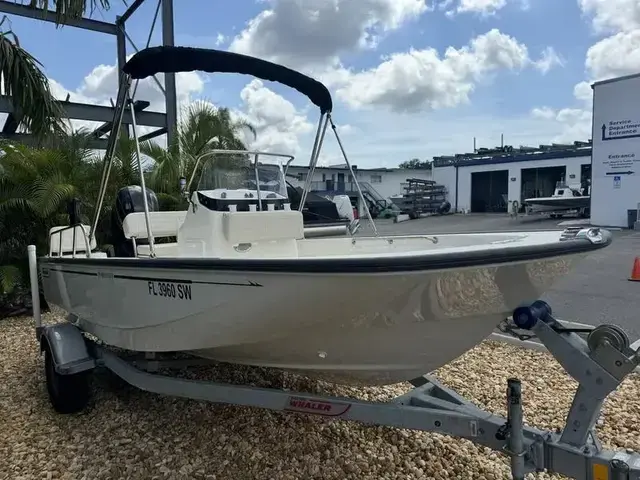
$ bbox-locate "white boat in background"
[36,46,612,386]
[524,182,590,217]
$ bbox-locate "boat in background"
[524,181,590,218]
[36,46,612,386]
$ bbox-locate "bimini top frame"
[89,46,378,254]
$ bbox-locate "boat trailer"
[28,247,640,480]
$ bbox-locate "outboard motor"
[67,197,81,225]
[111,186,160,257]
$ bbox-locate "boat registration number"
[147,281,192,300]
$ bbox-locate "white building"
[591,73,640,228]
[432,146,592,213]
[285,163,433,208]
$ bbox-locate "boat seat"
[49,225,96,256]
[122,211,187,239]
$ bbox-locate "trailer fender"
[40,323,96,375]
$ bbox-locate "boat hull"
[39,251,587,386]
[524,197,590,212]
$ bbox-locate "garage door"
[520,166,566,202]
[470,170,508,213]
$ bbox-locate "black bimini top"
[122,46,333,114]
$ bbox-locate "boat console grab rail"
[350,234,439,245]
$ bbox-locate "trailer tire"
[44,344,90,414]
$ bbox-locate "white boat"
[37,46,612,386]
[524,182,590,216]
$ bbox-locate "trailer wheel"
[44,344,90,414]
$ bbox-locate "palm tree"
[0,137,89,296]
[0,1,120,140]
[0,128,134,299]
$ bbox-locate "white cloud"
[445,0,507,16]
[333,29,556,112]
[528,77,594,144]
[235,79,314,156]
[531,107,556,120]
[533,46,565,74]
[439,0,529,17]
[531,0,640,144]
[573,81,593,103]
[585,30,640,81]
[336,123,356,136]
[579,0,640,34]
[224,0,563,157]
[530,105,593,143]
[229,0,428,70]
[215,33,227,46]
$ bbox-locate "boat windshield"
[196,151,290,200]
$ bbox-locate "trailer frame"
[27,244,640,480]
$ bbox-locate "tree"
[0,1,122,140]
[0,15,65,138]
[0,135,94,299]
[399,158,432,169]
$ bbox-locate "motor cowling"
[115,185,160,221]
[111,186,160,257]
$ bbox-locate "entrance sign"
[591,74,640,227]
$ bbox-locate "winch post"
[506,378,525,480]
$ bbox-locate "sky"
[4,0,640,168]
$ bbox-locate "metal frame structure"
[24,244,640,479]
[0,0,177,148]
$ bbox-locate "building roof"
[591,72,640,88]
[286,164,428,173]
[432,141,593,168]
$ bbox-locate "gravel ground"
[2,313,639,480]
